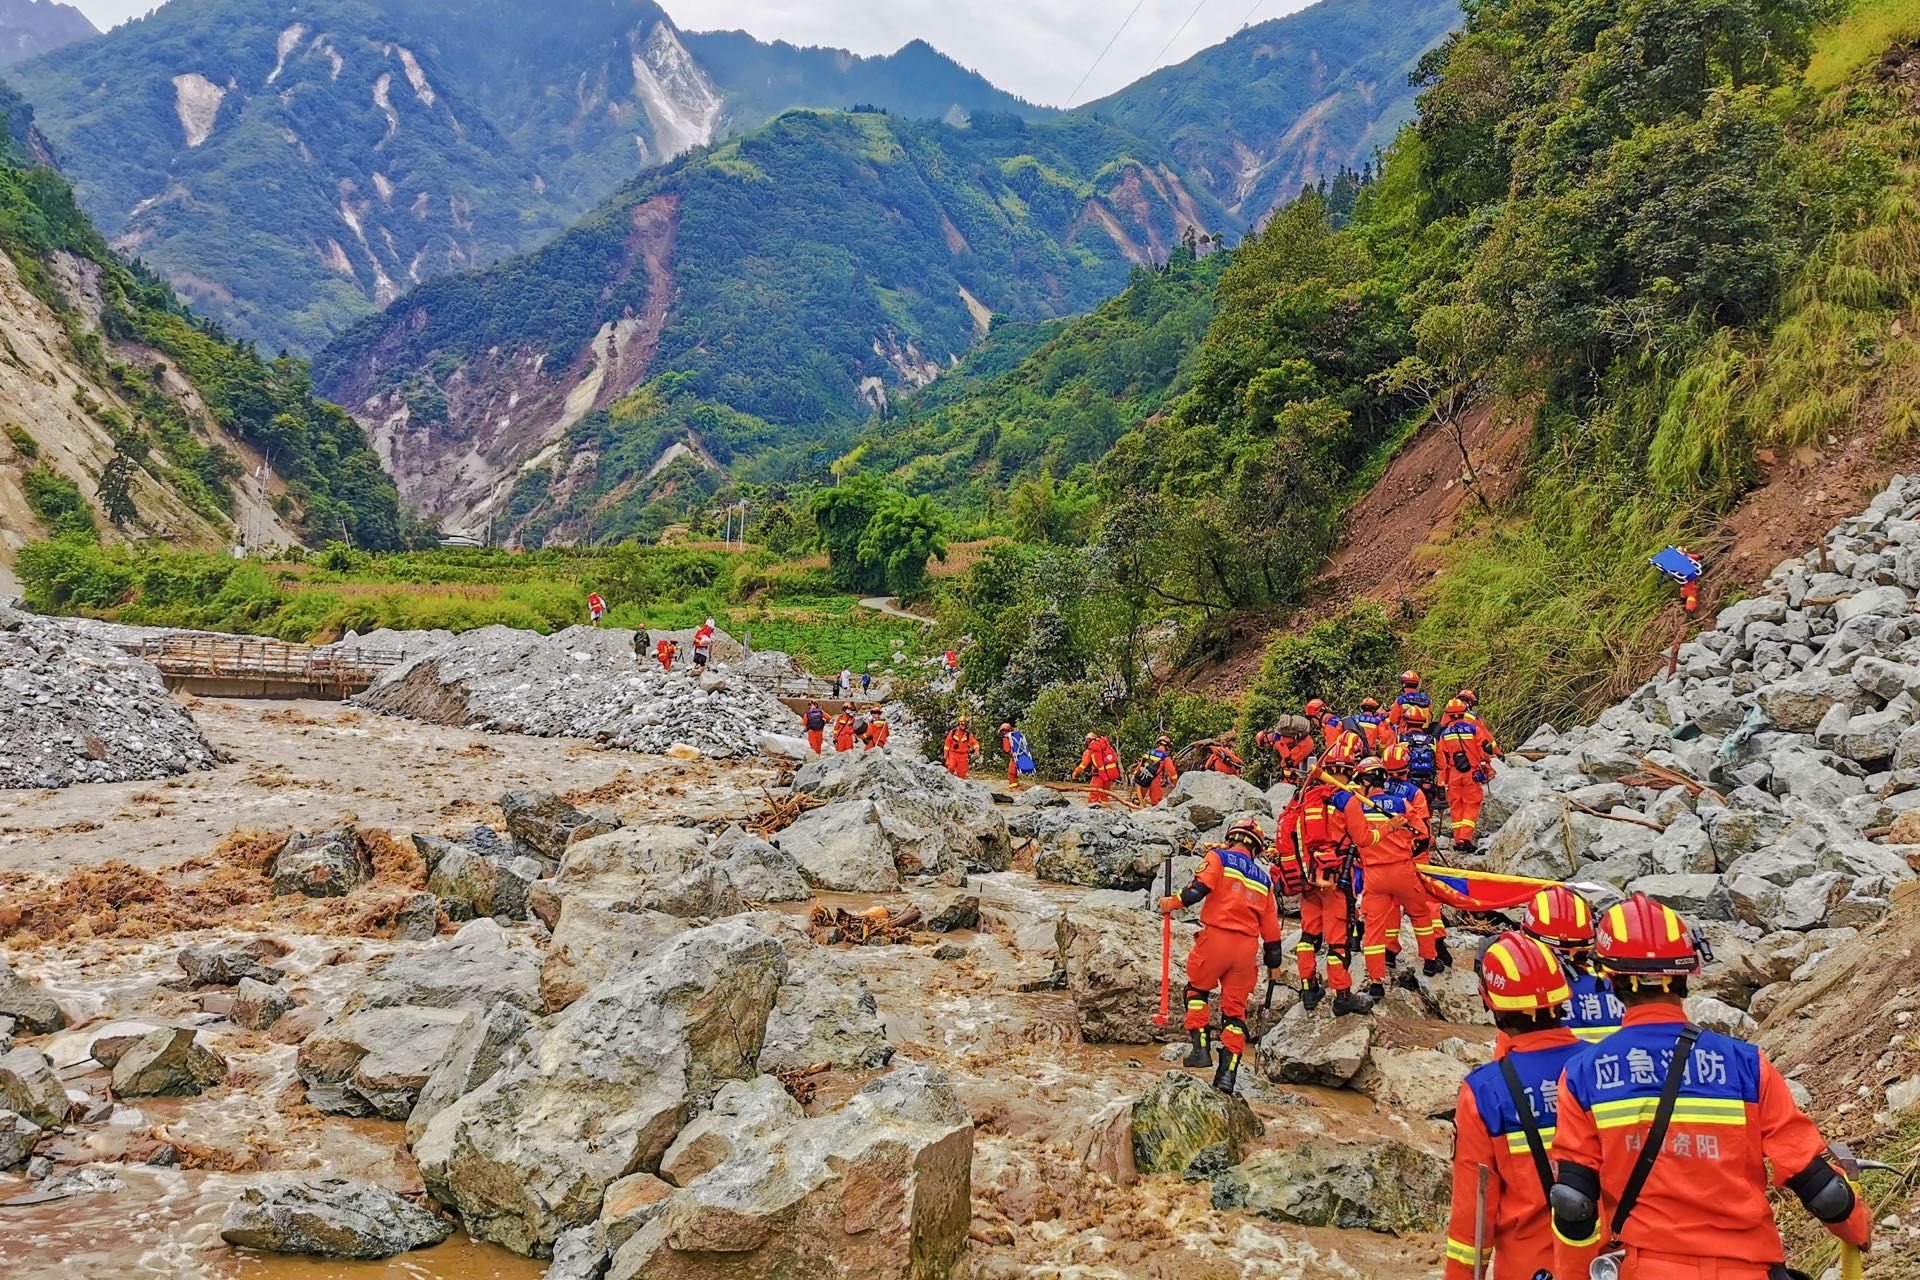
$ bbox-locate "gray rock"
[348,919,541,1015]
[110,1027,228,1098]
[489,855,542,922]
[1650,814,1715,875]
[1836,708,1907,765]
[0,1110,37,1170]
[406,1002,533,1146]
[541,901,689,1012]
[0,1047,68,1126]
[219,1176,452,1258]
[1029,805,1180,890]
[1833,585,1912,624]
[1131,1071,1263,1176]
[1687,995,1759,1038]
[639,864,745,920]
[555,825,711,900]
[296,1006,474,1119]
[1166,770,1272,827]
[424,842,499,918]
[913,888,980,933]
[791,748,1012,875]
[412,922,788,1254]
[1626,873,1731,921]
[231,978,293,1031]
[717,836,811,903]
[1256,1004,1374,1087]
[1211,1140,1449,1235]
[657,1075,804,1187]
[393,891,442,941]
[758,945,892,1074]
[0,959,66,1033]
[1056,903,1199,1044]
[1756,674,1866,733]
[177,944,283,989]
[501,790,617,864]
[269,829,370,898]
[86,1020,167,1068]
[775,801,901,893]
[605,1066,972,1280]
[1354,1044,1472,1121]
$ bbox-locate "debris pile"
[1479,472,1920,1013]
[0,603,222,789]
[354,624,799,758]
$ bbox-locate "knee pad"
[1220,1016,1249,1055]
[1296,932,1321,952]
[1788,1157,1857,1224]
[1550,1165,1601,1245]
[1183,985,1211,1011]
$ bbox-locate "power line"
[1238,0,1269,29]
[1062,0,1151,108]
[1145,0,1216,78]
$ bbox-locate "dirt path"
[857,595,934,626]
[0,699,782,875]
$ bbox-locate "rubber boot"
[1212,1047,1241,1095]
[1366,982,1387,1005]
[1395,966,1421,992]
[1423,954,1449,978]
[1331,986,1374,1016]
[1433,936,1453,968]
[1182,1028,1213,1069]
[1299,977,1324,1013]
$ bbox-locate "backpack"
[1270,801,1311,896]
[1296,784,1345,853]
[1007,730,1036,774]
[1133,753,1162,787]
[1404,733,1438,784]
[805,707,826,730]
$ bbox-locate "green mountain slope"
[1085,0,1458,222]
[312,106,1224,532]
[7,0,1045,355]
[0,0,93,67]
[0,76,409,562]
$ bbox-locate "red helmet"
[1458,688,1479,708]
[1477,931,1574,1015]
[1085,732,1098,742]
[1320,741,1359,774]
[1402,702,1433,729]
[1596,893,1703,979]
[1305,698,1328,718]
[1356,755,1386,782]
[1444,697,1469,718]
[1401,670,1422,688]
[999,722,1013,732]
[1524,886,1596,951]
[1359,696,1381,713]
[1380,742,1412,775]
[1223,817,1267,853]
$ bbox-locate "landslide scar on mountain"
[362,194,680,530]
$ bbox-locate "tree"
[809,474,890,592]
[857,492,950,597]
[96,441,140,527]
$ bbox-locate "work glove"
[1157,896,1183,916]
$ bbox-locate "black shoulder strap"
[1497,1055,1555,1200]
[1610,1024,1703,1238]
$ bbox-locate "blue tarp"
[1650,546,1701,583]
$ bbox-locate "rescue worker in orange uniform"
[656,636,674,673]
[1263,719,1317,786]
[1524,886,1623,1044]
[1138,735,1178,805]
[1438,698,1498,853]
[1551,893,1871,1280]
[1203,741,1243,776]
[942,717,979,778]
[1352,697,1399,755]
[1444,931,1583,1280]
[832,705,859,753]
[1380,741,1451,976]
[1271,748,1376,1015]
[1315,705,1349,754]
[862,708,890,749]
[1353,755,1439,1001]
[1073,732,1122,805]
[999,723,1020,785]
[1159,818,1286,1094]
[1387,670,1433,733]
[803,701,827,754]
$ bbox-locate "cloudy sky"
[67,0,1317,106]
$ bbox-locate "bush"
[21,467,95,539]
[16,537,135,609]
[4,424,37,459]
[1023,679,1109,780]
[1235,603,1402,769]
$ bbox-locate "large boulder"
[657,1075,805,1188]
[640,865,746,921]
[1130,1070,1262,1178]
[718,837,811,904]
[1166,771,1272,827]
[0,1046,70,1126]
[1353,1043,1473,1121]
[1255,1004,1374,1088]
[777,801,902,893]
[791,749,1012,875]
[220,1176,453,1259]
[1027,806,1181,891]
[1755,674,1867,733]
[0,1110,37,1170]
[1211,1140,1449,1236]
[231,977,293,1031]
[406,1002,534,1146]
[111,1027,228,1098]
[178,944,283,989]
[541,902,689,1013]
[297,1006,474,1119]
[269,828,370,898]
[501,790,617,865]
[412,922,788,1254]
[1056,901,1200,1044]
[758,945,893,1075]
[348,919,542,1015]
[0,959,66,1033]
[605,1067,972,1280]
[555,826,712,903]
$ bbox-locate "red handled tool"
[1152,855,1174,1026]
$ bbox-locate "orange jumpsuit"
[1204,745,1243,776]
[1438,718,1497,847]
[864,717,890,749]
[656,639,673,672]
[1356,788,1437,982]
[833,712,859,753]
[1445,1027,1586,1280]
[1077,738,1122,804]
[1181,844,1284,1059]
[1552,1004,1871,1280]
[1387,692,1433,733]
[1319,717,1349,753]
[943,727,978,777]
[1353,712,1398,755]
[1382,778,1445,963]
[1002,731,1020,784]
[1141,750,1177,805]
[1272,734,1316,785]
[803,706,826,754]
[1281,784,1375,993]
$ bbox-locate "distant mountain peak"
[0,0,95,67]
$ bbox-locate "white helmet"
[705,617,715,628]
